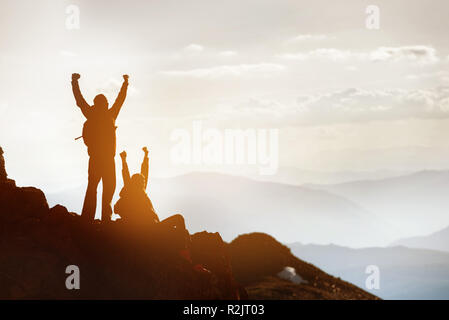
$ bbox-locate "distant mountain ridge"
[288,242,449,299]
[249,166,412,185]
[307,170,449,240]
[390,225,449,252]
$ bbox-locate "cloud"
[295,86,449,124]
[295,87,448,123]
[281,48,364,61]
[183,43,204,53]
[159,63,286,79]
[287,34,333,43]
[216,87,449,126]
[405,70,449,81]
[276,46,439,64]
[276,48,364,61]
[370,46,439,64]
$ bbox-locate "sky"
[1,0,449,194]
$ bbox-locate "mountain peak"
[228,232,379,299]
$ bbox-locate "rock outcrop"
[228,233,379,300]
[0,147,6,182]
[0,147,242,299]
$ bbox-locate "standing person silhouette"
[71,73,129,222]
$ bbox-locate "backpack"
[115,186,159,224]
[80,117,116,149]
[81,119,93,147]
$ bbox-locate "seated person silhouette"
[114,147,191,259]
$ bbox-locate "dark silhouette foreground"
[0,147,241,299]
[71,75,208,276]
[71,74,194,263]
[115,148,191,257]
[72,73,128,222]
[0,147,378,299]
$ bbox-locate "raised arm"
[120,151,131,186]
[109,75,129,120]
[140,147,149,190]
[71,73,91,118]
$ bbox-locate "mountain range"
[288,242,449,299]
[391,225,449,252]
[307,170,449,240]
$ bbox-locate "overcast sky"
[1,0,449,192]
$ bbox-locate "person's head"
[93,94,108,111]
[130,173,145,191]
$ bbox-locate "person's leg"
[158,214,191,251]
[81,157,101,221]
[101,156,116,222]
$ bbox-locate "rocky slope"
[0,147,377,299]
[229,233,379,300]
